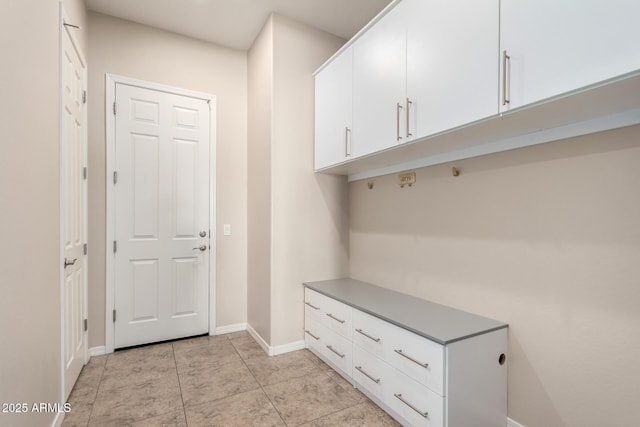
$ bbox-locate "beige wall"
[87,12,248,347]
[247,17,273,343]
[349,125,640,426]
[0,0,86,425]
[270,15,349,346]
[246,15,349,347]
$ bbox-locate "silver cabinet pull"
[344,126,351,157]
[305,301,320,310]
[326,345,345,358]
[355,328,380,342]
[394,349,429,368]
[326,313,345,324]
[394,393,428,418]
[192,245,207,251]
[502,50,510,106]
[406,98,413,138]
[64,258,78,268]
[305,330,320,340]
[396,102,403,141]
[355,365,380,383]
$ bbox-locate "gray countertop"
[304,278,507,345]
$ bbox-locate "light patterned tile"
[174,339,240,373]
[61,401,93,427]
[179,359,260,407]
[263,371,362,425]
[244,350,323,386]
[185,389,285,427]
[129,409,187,427]
[298,401,401,426]
[230,335,267,360]
[171,334,229,352]
[89,374,182,426]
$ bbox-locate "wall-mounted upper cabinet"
[314,0,640,178]
[314,46,353,170]
[352,1,408,158]
[500,0,640,112]
[406,0,499,138]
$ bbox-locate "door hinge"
[83,243,88,255]
[83,90,87,104]
[113,171,118,184]
[83,166,87,180]
[83,318,88,332]
[113,310,116,322]
[113,101,116,115]
[113,240,117,253]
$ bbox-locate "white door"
[113,83,210,349]
[61,16,87,399]
[352,0,407,157]
[500,0,640,112]
[406,0,499,139]
[314,45,353,170]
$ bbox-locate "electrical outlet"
[223,224,231,236]
[398,172,416,187]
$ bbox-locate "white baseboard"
[270,340,306,356]
[89,346,106,357]
[215,323,247,335]
[51,410,65,427]
[507,417,525,427]
[245,324,305,356]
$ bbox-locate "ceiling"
[85,0,393,51]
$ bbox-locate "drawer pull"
[394,393,428,418]
[355,328,381,342]
[394,349,429,368]
[355,365,380,384]
[326,313,346,324]
[326,345,345,358]
[305,301,320,310]
[304,330,320,340]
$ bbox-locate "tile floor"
[62,331,400,426]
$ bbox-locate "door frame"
[59,4,88,404]
[105,74,217,353]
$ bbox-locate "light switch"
[223,224,231,236]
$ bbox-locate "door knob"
[64,258,77,268]
[192,245,207,252]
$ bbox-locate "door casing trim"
[105,74,217,353]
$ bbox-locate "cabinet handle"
[344,127,351,157]
[326,345,345,358]
[394,393,429,418]
[326,313,345,324]
[394,349,429,368]
[355,365,380,383]
[406,98,413,138]
[305,330,320,340]
[502,50,510,106]
[305,301,320,310]
[396,102,403,142]
[355,328,381,342]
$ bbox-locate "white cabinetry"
[314,46,353,170]
[304,280,508,427]
[406,0,498,137]
[352,1,407,157]
[500,0,640,111]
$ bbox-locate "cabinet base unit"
[304,278,508,427]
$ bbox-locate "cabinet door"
[500,0,640,112]
[352,1,408,158]
[314,46,353,170]
[406,0,499,139]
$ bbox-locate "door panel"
[114,83,210,349]
[61,21,86,400]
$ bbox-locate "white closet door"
[114,83,210,348]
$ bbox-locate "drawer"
[304,288,323,322]
[389,370,445,427]
[317,294,353,340]
[353,344,394,403]
[352,309,393,360]
[388,326,445,395]
[304,316,324,354]
[320,326,352,378]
